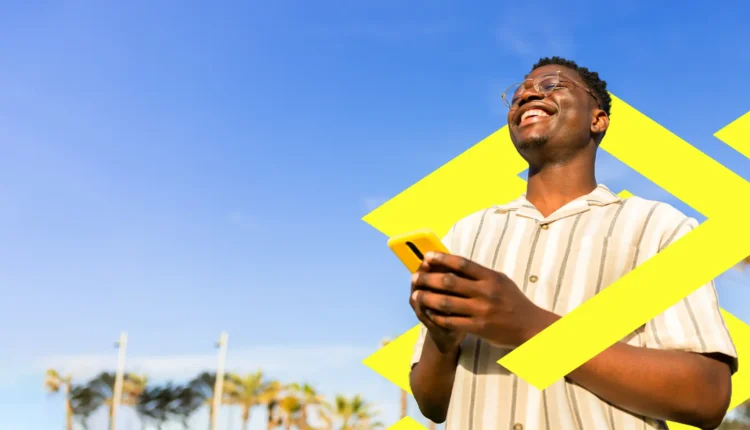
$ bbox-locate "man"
[408,56,738,430]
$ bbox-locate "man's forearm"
[529,311,732,429]
[409,334,460,423]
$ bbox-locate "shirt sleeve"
[411,224,457,367]
[642,217,739,374]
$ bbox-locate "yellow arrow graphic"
[362,96,750,429]
[499,96,750,388]
[714,110,750,160]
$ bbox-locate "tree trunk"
[64,383,73,430]
[242,406,250,430]
[266,404,275,430]
[400,389,407,419]
[299,406,308,430]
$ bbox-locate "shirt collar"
[492,184,622,222]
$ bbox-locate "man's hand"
[411,251,555,349]
[409,261,466,355]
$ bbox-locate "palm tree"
[173,384,205,428]
[137,385,170,430]
[267,398,282,430]
[136,382,203,430]
[87,371,148,428]
[224,371,284,430]
[189,371,235,429]
[123,373,148,405]
[322,394,381,430]
[69,385,106,429]
[45,370,105,430]
[44,370,74,430]
[288,382,325,430]
[276,392,303,430]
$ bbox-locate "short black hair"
[530,56,611,117]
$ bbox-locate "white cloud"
[32,344,375,384]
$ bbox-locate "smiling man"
[407,57,738,430]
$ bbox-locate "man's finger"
[427,312,477,332]
[410,290,446,330]
[411,271,481,298]
[418,257,454,274]
[423,252,489,280]
[418,290,477,317]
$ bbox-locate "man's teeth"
[521,109,550,121]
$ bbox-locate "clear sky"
[2,1,750,429]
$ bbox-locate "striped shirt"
[410,184,738,430]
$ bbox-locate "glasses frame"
[501,70,600,109]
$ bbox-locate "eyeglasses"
[501,70,599,109]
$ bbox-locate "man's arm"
[409,330,461,423]
[530,310,733,430]
[415,247,738,430]
[409,222,466,423]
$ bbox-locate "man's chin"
[514,135,549,151]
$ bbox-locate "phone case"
[387,228,450,273]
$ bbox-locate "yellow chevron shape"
[362,96,750,429]
[361,123,528,238]
[617,189,633,199]
[714,110,750,159]
[386,416,428,430]
[499,97,750,388]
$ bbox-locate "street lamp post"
[380,337,408,420]
[110,332,128,430]
[380,337,436,430]
[210,331,229,430]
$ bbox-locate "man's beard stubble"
[516,134,549,152]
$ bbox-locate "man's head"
[504,56,611,164]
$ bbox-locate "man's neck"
[524,156,598,218]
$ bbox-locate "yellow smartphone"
[387,228,450,273]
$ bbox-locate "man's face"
[506,64,602,156]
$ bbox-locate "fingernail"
[412,272,419,284]
[425,251,435,261]
[411,290,419,301]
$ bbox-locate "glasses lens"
[536,75,559,93]
[503,74,560,108]
[502,83,522,108]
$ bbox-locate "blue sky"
[2,1,750,429]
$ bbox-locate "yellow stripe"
[501,96,750,389]
[714,110,750,160]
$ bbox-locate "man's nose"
[516,85,545,107]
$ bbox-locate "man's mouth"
[519,108,552,127]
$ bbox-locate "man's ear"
[591,109,609,135]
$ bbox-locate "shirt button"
[513,424,524,430]
[541,224,549,230]
[529,275,538,283]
